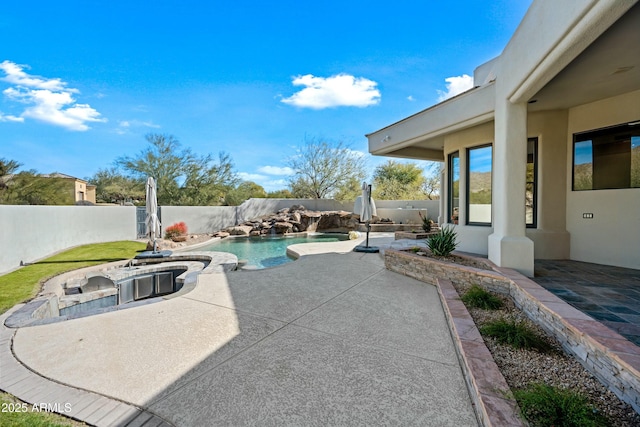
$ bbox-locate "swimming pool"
[199,233,349,269]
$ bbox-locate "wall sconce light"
[381,135,391,142]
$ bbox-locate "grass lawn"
[0,392,87,426]
[0,241,146,315]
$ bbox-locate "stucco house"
[42,173,97,204]
[367,0,639,276]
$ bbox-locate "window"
[448,151,459,224]
[573,121,640,190]
[467,145,492,225]
[526,138,538,228]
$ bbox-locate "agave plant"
[418,211,433,232]
[427,225,458,256]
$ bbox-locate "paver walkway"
[3,239,478,426]
[534,259,640,346]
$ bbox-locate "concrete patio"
[1,234,479,426]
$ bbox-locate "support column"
[438,168,445,225]
[488,98,534,276]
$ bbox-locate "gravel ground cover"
[453,281,640,426]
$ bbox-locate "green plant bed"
[461,285,504,310]
[480,318,551,352]
[0,241,145,315]
[514,383,609,427]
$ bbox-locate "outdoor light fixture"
[381,135,390,142]
[611,66,634,75]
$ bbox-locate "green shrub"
[514,383,609,427]
[461,285,503,310]
[480,318,550,352]
[427,226,458,256]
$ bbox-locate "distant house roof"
[40,173,96,188]
[41,172,82,180]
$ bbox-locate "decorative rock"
[274,221,294,234]
[223,205,362,236]
[227,225,253,236]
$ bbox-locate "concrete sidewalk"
[7,237,478,426]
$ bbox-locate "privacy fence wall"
[0,198,440,275]
[0,205,137,275]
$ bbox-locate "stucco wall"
[440,112,577,259]
[160,206,238,235]
[527,110,571,259]
[566,90,640,269]
[442,122,494,254]
[0,206,136,275]
[162,199,441,234]
[500,0,631,102]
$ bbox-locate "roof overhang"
[366,1,639,162]
[366,82,495,161]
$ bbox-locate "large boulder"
[273,221,294,234]
[316,211,359,231]
[299,211,322,232]
[223,206,361,236]
[290,212,301,223]
[227,225,253,236]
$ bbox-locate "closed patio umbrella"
[146,177,161,253]
[354,182,379,253]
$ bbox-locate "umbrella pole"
[365,222,370,247]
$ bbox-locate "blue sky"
[1,0,531,192]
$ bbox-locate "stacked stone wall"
[385,249,640,413]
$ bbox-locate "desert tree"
[287,137,367,199]
[115,133,239,205]
[89,167,145,204]
[372,160,426,200]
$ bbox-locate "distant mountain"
[469,171,491,192]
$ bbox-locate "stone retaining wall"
[385,249,511,295]
[385,248,640,414]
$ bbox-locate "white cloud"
[436,74,474,102]
[281,73,381,109]
[238,172,268,182]
[0,60,68,91]
[407,95,415,101]
[239,171,290,192]
[0,112,23,122]
[115,119,160,134]
[0,60,106,131]
[257,166,294,176]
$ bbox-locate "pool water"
[200,234,348,269]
